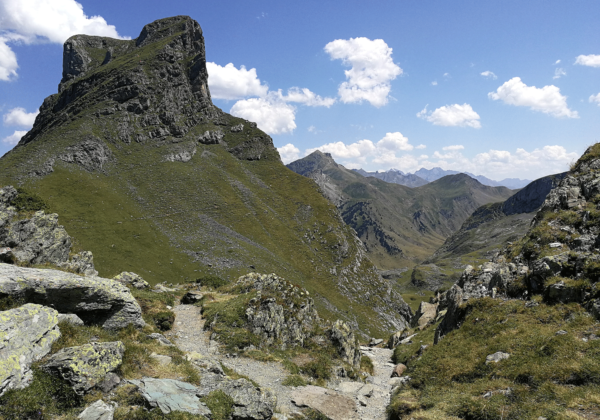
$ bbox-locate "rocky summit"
[0,16,411,337]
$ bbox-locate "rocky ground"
[167,303,401,420]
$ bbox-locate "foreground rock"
[0,264,144,329]
[129,378,211,416]
[292,385,358,420]
[328,320,361,367]
[0,303,61,396]
[42,341,125,394]
[78,400,114,420]
[112,271,149,289]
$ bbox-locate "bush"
[301,355,332,381]
[201,390,234,420]
[12,187,49,213]
[282,374,307,387]
[360,355,374,375]
[196,275,228,289]
[151,310,175,331]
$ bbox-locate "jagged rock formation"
[0,304,61,396]
[288,151,515,268]
[0,16,408,337]
[0,264,144,329]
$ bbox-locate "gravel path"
[167,303,398,420]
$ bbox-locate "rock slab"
[292,385,358,420]
[0,303,61,396]
[78,400,114,420]
[128,378,211,416]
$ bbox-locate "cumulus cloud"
[480,71,497,80]
[554,59,561,65]
[1,130,27,145]
[590,93,600,106]
[281,87,335,107]
[3,107,38,127]
[443,145,464,151]
[553,68,567,79]
[230,96,296,135]
[488,77,578,119]
[575,54,600,68]
[417,104,481,128]
[431,81,438,86]
[416,144,426,149]
[377,132,413,151]
[206,62,268,100]
[324,37,402,107]
[277,143,300,163]
[0,0,126,81]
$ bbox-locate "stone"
[59,138,113,172]
[337,381,363,394]
[58,251,98,276]
[78,400,114,420]
[556,330,568,335]
[291,385,357,420]
[387,330,407,349]
[198,130,224,144]
[42,341,125,394]
[147,333,174,346]
[150,353,172,365]
[0,247,15,264]
[544,280,585,303]
[549,242,562,248]
[98,372,120,393]
[153,283,177,293]
[391,364,407,378]
[128,378,211,416]
[485,351,510,364]
[112,271,149,289]
[434,284,465,344]
[0,303,61,396]
[369,338,384,347]
[58,313,85,326]
[411,301,437,329]
[230,123,244,132]
[357,383,374,397]
[0,264,145,330]
[215,378,276,420]
[328,320,361,367]
[181,290,203,304]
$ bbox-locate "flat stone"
[181,291,204,304]
[368,338,384,347]
[112,272,149,289]
[78,400,114,420]
[147,333,174,346]
[58,313,84,326]
[128,378,211,416]
[150,353,172,365]
[337,381,363,394]
[485,351,510,364]
[292,385,357,420]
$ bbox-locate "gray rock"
[58,313,85,326]
[216,377,276,420]
[291,385,357,420]
[411,301,437,329]
[387,330,407,349]
[78,400,114,420]
[59,138,113,172]
[181,290,204,304]
[0,303,61,396]
[97,372,120,393]
[0,264,145,330]
[112,271,149,289]
[229,136,272,161]
[544,280,585,303]
[328,320,361,367]
[198,130,224,144]
[0,247,15,264]
[434,284,464,344]
[129,378,211,416]
[58,251,98,276]
[42,341,125,394]
[147,333,174,346]
[230,123,244,132]
[150,353,172,365]
[368,338,383,347]
[485,351,510,364]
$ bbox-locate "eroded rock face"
[328,320,361,368]
[0,304,61,396]
[42,341,125,395]
[0,264,144,330]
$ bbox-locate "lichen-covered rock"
[42,341,125,394]
[112,271,149,289]
[0,303,61,396]
[78,400,114,420]
[128,378,211,416]
[328,320,361,367]
[0,264,144,330]
[58,313,85,326]
[434,285,465,344]
[411,301,437,329]
[58,251,98,276]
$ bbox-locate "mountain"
[413,167,460,182]
[352,168,429,188]
[413,167,531,188]
[287,151,515,269]
[0,16,412,336]
[409,172,568,290]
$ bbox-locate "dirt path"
[166,303,398,420]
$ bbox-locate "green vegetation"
[360,355,374,376]
[388,298,600,419]
[282,374,308,387]
[11,187,50,213]
[195,275,229,290]
[201,390,234,420]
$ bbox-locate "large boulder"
[328,320,361,367]
[42,341,125,395]
[434,284,465,344]
[128,378,212,416]
[0,303,61,396]
[58,251,98,277]
[0,264,144,330]
[411,301,437,329]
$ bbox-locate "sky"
[0,0,599,181]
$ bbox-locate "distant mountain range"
[354,167,531,189]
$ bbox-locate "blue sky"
[1,0,599,181]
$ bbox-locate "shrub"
[12,187,49,213]
[196,275,228,289]
[201,390,234,420]
[282,374,307,387]
[360,355,375,375]
[151,310,175,331]
[301,355,332,381]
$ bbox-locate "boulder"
[411,301,437,329]
[128,378,211,416]
[147,333,174,346]
[42,341,125,394]
[0,264,145,330]
[391,364,407,378]
[78,400,114,420]
[112,271,149,289]
[58,313,85,326]
[181,290,204,304]
[434,284,465,344]
[150,353,172,366]
[387,330,407,349]
[368,338,384,347]
[485,351,510,364]
[328,320,361,367]
[215,378,276,420]
[0,303,61,396]
[292,385,358,420]
[544,280,585,303]
[0,247,15,264]
[58,251,98,277]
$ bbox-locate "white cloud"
[431,81,438,86]
[281,87,335,107]
[376,132,413,151]
[307,139,376,160]
[443,72,451,79]
[416,144,426,149]
[308,125,316,133]
[443,145,464,151]
[554,59,561,65]
[206,62,268,100]
[2,130,27,145]
[417,104,481,128]
[553,68,567,79]
[480,71,497,80]
[0,0,126,81]
[590,92,600,106]
[575,54,600,68]
[324,37,402,107]
[230,96,296,135]
[488,77,578,119]
[3,107,38,127]
[277,143,300,163]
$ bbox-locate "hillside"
[0,16,412,337]
[287,151,515,269]
[353,169,429,188]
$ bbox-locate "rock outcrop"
[0,303,61,396]
[112,271,149,289]
[0,264,144,329]
[42,341,125,395]
[328,320,361,367]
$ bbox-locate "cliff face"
[0,16,411,337]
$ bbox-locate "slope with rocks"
[0,17,410,337]
[386,145,600,419]
[287,151,515,269]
